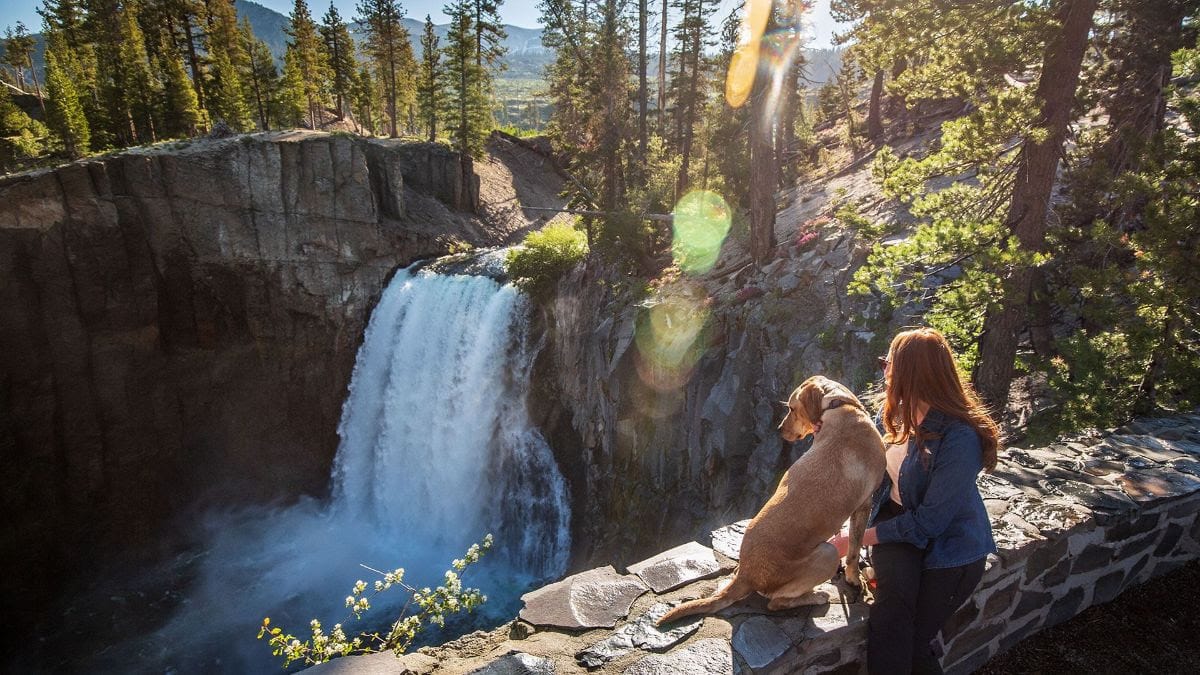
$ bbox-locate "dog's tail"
[656,572,753,626]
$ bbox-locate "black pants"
[867,501,985,675]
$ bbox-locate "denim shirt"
[869,409,996,569]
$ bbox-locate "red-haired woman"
[829,327,1001,674]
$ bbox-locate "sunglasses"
[877,355,891,369]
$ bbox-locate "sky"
[0,0,843,49]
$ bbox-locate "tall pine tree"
[443,0,491,192]
[418,15,443,141]
[158,32,202,137]
[320,2,357,120]
[241,17,281,131]
[44,39,90,157]
[357,0,413,137]
[206,0,253,130]
[285,0,329,129]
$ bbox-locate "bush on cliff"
[506,222,589,300]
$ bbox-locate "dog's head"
[778,376,862,442]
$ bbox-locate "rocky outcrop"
[0,131,513,639]
[532,196,893,569]
[309,412,1200,674]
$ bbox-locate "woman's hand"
[828,533,851,557]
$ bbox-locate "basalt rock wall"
[0,131,493,634]
[532,232,889,571]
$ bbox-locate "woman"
[829,327,1000,674]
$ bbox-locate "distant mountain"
[2,1,835,90]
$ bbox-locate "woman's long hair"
[882,328,1000,472]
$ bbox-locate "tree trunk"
[749,55,777,265]
[181,11,206,115]
[28,56,45,113]
[867,69,884,140]
[975,0,1098,409]
[388,44,398,138]
[659,0,668,137]
[638,0,648,161]
[677,0,705,196]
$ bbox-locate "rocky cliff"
[0,130,531,638]
[532,159,906,569]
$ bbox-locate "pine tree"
[0,76,48,172]
[974,0,1099,408]
[286,0,329,129]
[669,0,716,194]
[320,2,358,120]
[2,22,42,110]
[118,2,158,143]
[357,0,412,137]
[636,0,648,161]
[471,0,507,71]
[353,64,378,134]
[206,0,254,131]
[44,41,90,158]
[418,15,443,141]
[86,0,130,147]
[159,34,202,137]
[242,18,281,131]
[442,0,492,188]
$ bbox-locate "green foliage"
[505,222,589,299]
[1031,77,1200,436]
[417,15,443,141]
[258,535,493,668]
[0,84,48,171]
[43,42,89,158]
[2,21,37,92]
[321,3,358,119]
[849,82,1051,373]
[242,18,282,131]
[357,0,416,137]
[286,0,331,128]
[442,0,494,157]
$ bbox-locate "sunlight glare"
[634,295,711,394]
[672,190,732,275]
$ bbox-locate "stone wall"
[329,411,1200,674]
[0,131,499,648]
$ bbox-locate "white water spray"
[143,262,570,671]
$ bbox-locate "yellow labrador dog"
[658,376,885,624]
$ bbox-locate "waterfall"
[138,260,570,672]
[332,266,572,578]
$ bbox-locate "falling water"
[332,265,572,578]
[99,261,572,672]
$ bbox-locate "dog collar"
[813,399,851,434]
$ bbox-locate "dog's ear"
[800,380,826,425]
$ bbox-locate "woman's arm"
[829,527,879,556]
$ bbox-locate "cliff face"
[0,131,506,625]
[531,165,909,569]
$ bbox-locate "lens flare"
[726,44,759,108]
[672,190,732,275]
[725,0,808,111]
[633,295,711,393]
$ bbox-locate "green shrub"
[258,535,492,668]
[505,222,589,299]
